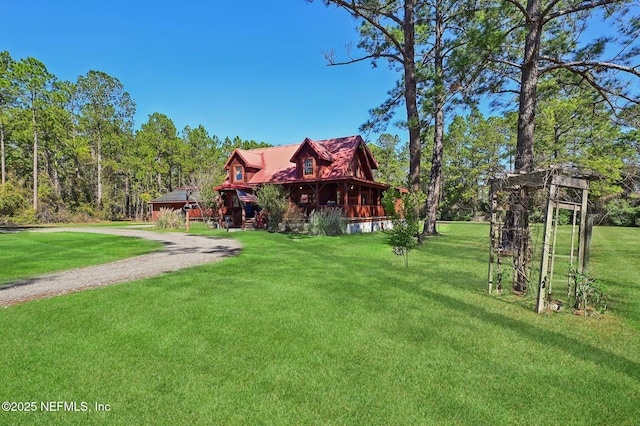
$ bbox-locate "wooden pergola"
[487,167,596,313]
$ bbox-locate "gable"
[224,149,264,170]
[314,135,377,180]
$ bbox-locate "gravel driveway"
[0,227,242,307]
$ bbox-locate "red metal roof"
[223,135,380,186]
[224,149,264,169]
[290,137,334,162]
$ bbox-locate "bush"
[381,188,401,216]
[154,208,185,230]
[0,183,27,217]
[70,204,99,223]
[255,184,288,232]
[308,208,347,236]
[37,204,69,224]
[389,219,419,268]
[387,190,426,268]
[571,270,609,316]
[282,202,306,233]
[603,199,640,227]
[12,208,37,225]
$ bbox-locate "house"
[214,135,393,232]
[148,187,212,221]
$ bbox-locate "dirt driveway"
[0,227,241,307]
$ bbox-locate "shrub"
[386,190,426,268]
[308,207,347,236]
[604,199,640,227]
[389,219,418,268]
[71,204,98,223]
[154,208,185,230]
[282,202,306,233]
[0,183,27,217]
[37,204,69,224]
[255,184,288,232]
[571,269,609,316]
[12,208,37,225]
[381,188,401,216]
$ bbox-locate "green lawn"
[0,223,638,425]
[0,231,164,285]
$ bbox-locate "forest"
[370,105,640,227]
[317,0,640,229]
[0,52,270,223]
[1,0,640,227]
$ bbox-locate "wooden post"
[547,199,561,297]
[186,208,190,232]
[577,187,589,274]
[568,204,578,299]
[343,183,349,211]
[488,185,498,294]
[583,215,593,274]
[536,183,557,313]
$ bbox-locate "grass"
[0,231,163,285]
[0,222,638,425]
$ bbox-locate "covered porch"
[283,178,389,219]
[213,183,260,229]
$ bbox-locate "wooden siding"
[342,205,386,218]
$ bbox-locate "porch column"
[342,182,349,216]
[314,183,320,210]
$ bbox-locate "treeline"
[1,50,639,227]
[371,103,640,226]
[0,52,270,223]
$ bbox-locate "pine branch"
[540,56,640,78]
[323,48,402,66]
[327,0,408,61]
[545,0,628,23]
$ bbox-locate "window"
[303,158,314,176]
[235,166,243,182]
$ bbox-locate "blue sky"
[1,0,403,146]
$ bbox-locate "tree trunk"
[422,1,445,236]
[32,106,38,211]
[403,0,421,195]
[515,0,542,172]
[1,120,5,185]
[97,136,102,207]
[424,107,445,235]
[124,175,130,219]
[508,0,543,293]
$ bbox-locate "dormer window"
[234,165,243,182]
[303,158,314,177]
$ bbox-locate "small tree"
[255,184,288,232]
[388,190,425,268]
[189,173,219,226]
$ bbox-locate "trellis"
[487,168,595,313]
